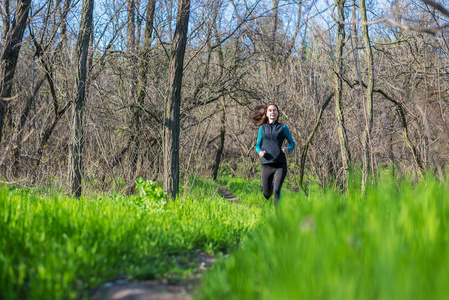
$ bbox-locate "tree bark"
[209,0,225,181]
[286,0,302,57]
[136,0,156,120]
[360,0,374,194]
[127,0,136,54]
[0,0,31,142]
[212,97,225,181]
[59,0,72,48]
[68,0,94,197]
[127,0,139,182]
[163,0,191,199]
[270,0,279,65]
[1,0,10,45]
[333,0,351,191]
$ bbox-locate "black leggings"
[261,162,287,210]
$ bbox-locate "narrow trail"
[89,187,238,300]
[90,253,215,300]
[217,187,239,203]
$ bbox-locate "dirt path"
[90,253,215,300]
[89,187,238,300]
[217,187,239,203]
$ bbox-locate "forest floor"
[89,187,238,300]
[90,252,215,300]
[217,187,240,203]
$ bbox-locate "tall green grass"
[0,178,268,300]
[197,175,449,300]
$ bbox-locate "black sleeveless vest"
[260,121,286,164]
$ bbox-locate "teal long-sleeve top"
[255,121,295,164]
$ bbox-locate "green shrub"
[133,178,167,210]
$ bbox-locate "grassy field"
[0,177,268,300]
[197,174,449,300]
[3,174,449,300]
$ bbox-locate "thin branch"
[342,77,425,176]
[421,0,449,18]
[299,92,334,192]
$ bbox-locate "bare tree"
[333,0,351,190]
[127,0,139,183]
[0,0,448,193]
[0,0,31,142]
[1,0,10,45]
[299,93,334,192]
[11,0,74,179]
[132,0,157,178]
[68,0,94,197]
[163,0,191,199]
[360,0,374,193]
[28,32,72,175]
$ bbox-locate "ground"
[90,253,215,300]
[90,187,237,300]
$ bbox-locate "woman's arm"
[283,125,295,152]
[255,126,263,153]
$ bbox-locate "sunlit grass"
[5,173,444,300]
[0,177,270,300]
[197,174,449,300]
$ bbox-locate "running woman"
[251,103,295,212]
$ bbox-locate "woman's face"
[266,105,279,122]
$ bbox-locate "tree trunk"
[68,0,94,197]
[210,0,225,181]
[127,0,136,53]
[286,0,302,56]
[163,0,191,199]
[270,0,279,64]
[60,0,72,48]
[360,0,374,194]
[137,0,157,115]
[1,0,10,45]
[132,0,156,179]
[333,0,351,191]
[212,98,226,181]
[127,0,139,182]
[0,0,31,142]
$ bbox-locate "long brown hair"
[251,103,280,126]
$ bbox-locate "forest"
[1,0,448,196]
[2,1,449,299]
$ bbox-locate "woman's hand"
[282,147,288,153]
[258,151,266,157]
